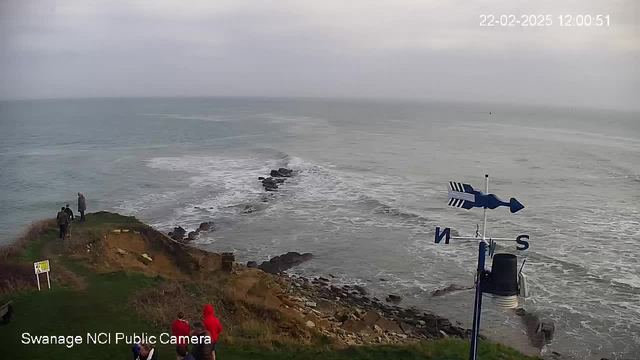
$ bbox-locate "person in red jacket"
[172,312,191,360]
[202,304,223,360]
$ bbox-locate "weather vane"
[434,174,531,360]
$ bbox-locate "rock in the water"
[199,222,215,232]
[244,205,254,214]
[540,321,555,341]
[246,261,258,268]
[386,294,402,304]
[278,168,293,176]
[432,284,473,297]
[354,285,368,295]
[187,231,198,241]
[258,252,314,274]
[170,226,186,241]
[270,168,293,177]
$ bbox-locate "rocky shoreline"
[277,273,472,345]
[161,167,561,356]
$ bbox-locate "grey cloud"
[1,0,638,110]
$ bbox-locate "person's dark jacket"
[64,207,74,221]
[191,330,213,360]
[146,349,158,360]
[56,211,69,226]
[78,194,86,212]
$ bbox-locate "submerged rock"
[246,261,258,268]
[432,284,473,297]
[386,294,402,304]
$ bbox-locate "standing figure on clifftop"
[77,193,86,222]
[202,304,223,360]
[190,321,213,360]
[56,206,69,240]
[172,311,191,360]
[64,204,74,238]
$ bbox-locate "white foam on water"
[135,155,281,229]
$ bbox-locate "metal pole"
[46,272,51,289]
[469,174,490,360]
[482,174,489,245]
[36,274,41,291]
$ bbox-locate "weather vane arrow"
[448,181,524,213]
[434,175,532,360]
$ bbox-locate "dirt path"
[42,239,88,291]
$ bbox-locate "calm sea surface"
[1,98,639,358]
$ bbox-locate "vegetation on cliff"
[0,212,540,359]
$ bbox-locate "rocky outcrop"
[258,252,313,274]
[259,168,294,192]
[221,252,235,273]
[517,308,555,349]
[432,284,473,297]
[261,177,279,191]
[270,168,293,177]
[169,226,186,241]
[198,221,214,232]
[246,261,258,268]
[278,274,470,344]
[386,294,402,304]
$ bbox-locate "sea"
[1,97,638,359]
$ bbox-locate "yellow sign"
[34,260,50,274]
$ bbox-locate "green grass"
[0,212,540,360]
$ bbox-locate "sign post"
[34,260,51,291]
[434,175,530,360]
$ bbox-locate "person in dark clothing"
[190,322,213,360]
[64,204,74,221]
[56,207,69,239]
[137,343,158,360]
[64,204,74,238]
[177,345,196,360]
[132,344,141,360]
[77,193,86,222]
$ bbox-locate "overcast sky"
[1,0,638,110]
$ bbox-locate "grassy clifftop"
[0,212,540,360]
